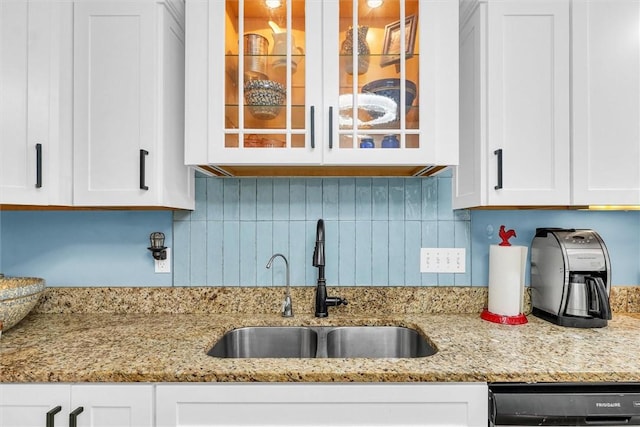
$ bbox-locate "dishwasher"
[489,382,640,426]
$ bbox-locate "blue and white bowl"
[244,79,286,120]
[361,78,417,120]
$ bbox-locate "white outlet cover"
[155,248,171,273]
[420,248,466,273]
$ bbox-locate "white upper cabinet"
[572,0,640,206]
[0,0,70,206]
[72,0,194,208]
[1,0,193,209]
[454,0,571,208]
[455,0,640,209]
[185,0,458,177]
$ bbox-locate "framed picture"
[380,14,418,68]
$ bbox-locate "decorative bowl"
[338,93,397,128]
[0,277,45,333]
[244,80,286,120]
[361,78,417,120]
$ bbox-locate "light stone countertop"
[1,312,639,383]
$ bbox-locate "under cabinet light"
[587,205,640,211]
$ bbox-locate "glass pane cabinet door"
[326,0,425,164]
[186,0,456,171]
[222,0,318,162]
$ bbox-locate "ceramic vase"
[340,26,370,75]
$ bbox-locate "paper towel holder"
[481,309,528,325]
[481,224,528,325]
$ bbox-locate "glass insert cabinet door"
[324,0,423,164]
[186,0,457,168]
[213,0,322,165]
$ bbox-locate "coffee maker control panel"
[558,230,600,249]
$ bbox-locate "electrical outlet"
[155,248,171,273]
[420,248,466,273]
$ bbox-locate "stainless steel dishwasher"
[489,383,640,426]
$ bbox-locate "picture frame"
[380,14,418,68]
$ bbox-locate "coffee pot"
[565,273,611,319]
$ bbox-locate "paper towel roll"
[488,245,528,316]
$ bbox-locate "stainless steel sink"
[208,326,436,358]
[325,326,437,358]
[207,326,317,358]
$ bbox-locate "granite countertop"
[1,311,640,383]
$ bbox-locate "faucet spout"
[312,219,347,317]
[266,253,293,317]
[312,219,325,268]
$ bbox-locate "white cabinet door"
[454,0,571,208]
[0,384,153,427]
[0,384,70,427]
[156,383,488,427]
[454,4,484,209]
[73,0,194,209]
[71,384,154,427]
[0,0,67,206]
[486,0,571,206]
[73,1,157,206]
[572,0,640,205]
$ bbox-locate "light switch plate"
[420,248,466,273]
[155,248,171,273]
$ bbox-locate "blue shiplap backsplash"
[172,173,471,287]
[1,171,639,286]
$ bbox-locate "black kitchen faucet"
[313,219,347,317]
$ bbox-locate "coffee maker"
[530,228,612,328]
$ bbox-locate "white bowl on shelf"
[338,93,397,128]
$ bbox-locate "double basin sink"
[208,326,437,358]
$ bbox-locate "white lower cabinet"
[155,383,488,427]
[0,384,69,427]
[0,384,154,427]
[1,383,488,426]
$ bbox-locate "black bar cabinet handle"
[328,106,333,149]
[494,149,503,190]
[35,143,42,188]
[140,149,149,190]
[69,407,84,427]
[46,406,62,427]
[310,106,315,149]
